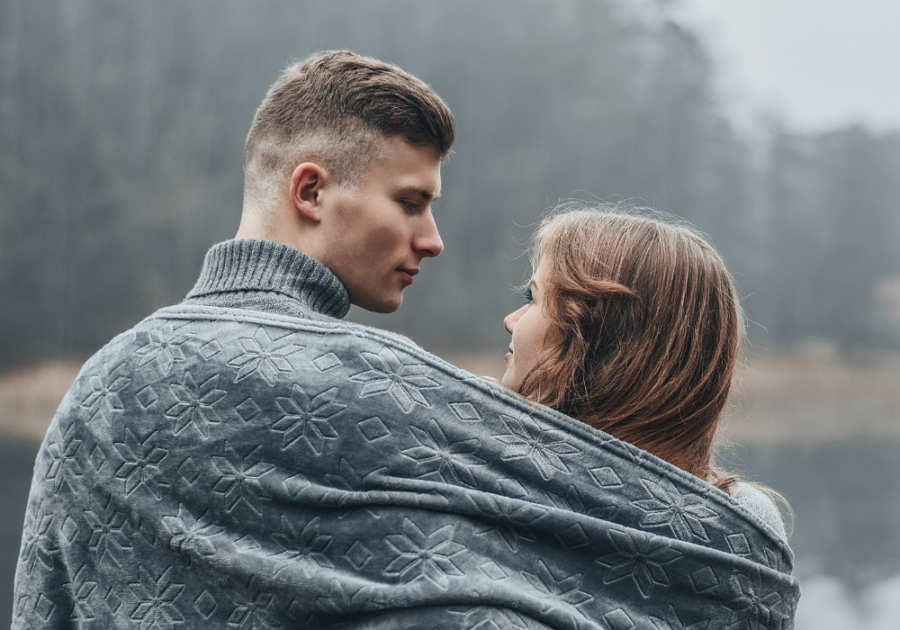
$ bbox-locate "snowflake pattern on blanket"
[13,305,799,629]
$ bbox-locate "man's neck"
[183,238,350,320]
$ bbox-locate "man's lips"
[398,267,419,286]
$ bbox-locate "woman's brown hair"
[516,207,741,493]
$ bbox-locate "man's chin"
[350,292,403,314]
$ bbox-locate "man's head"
[239,51,455,313]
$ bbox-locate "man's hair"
[243,50,455,197]
[515,206,744,493]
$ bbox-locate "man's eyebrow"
[397,186,441,201]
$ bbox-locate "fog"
[2,0,899,626]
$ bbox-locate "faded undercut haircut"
[243,50,455,199]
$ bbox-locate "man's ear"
[289,162,328,222]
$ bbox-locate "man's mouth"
[398,267,419,286]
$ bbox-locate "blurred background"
[2,0,900,626]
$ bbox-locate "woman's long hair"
[515,207,742,492]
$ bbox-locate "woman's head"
[503,207,743,490]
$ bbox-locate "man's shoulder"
[73,304,449,391]
[103,304,453,388]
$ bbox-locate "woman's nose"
[504,306,525,334]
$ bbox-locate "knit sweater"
[13,238,799,629]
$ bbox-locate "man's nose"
[414,213,444,258]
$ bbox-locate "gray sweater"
[14,239,798,629]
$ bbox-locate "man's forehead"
[367,136,442,192]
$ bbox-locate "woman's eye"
[524,287,534,304]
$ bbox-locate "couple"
[15,52,799,629]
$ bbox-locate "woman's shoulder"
[731,482,789,543]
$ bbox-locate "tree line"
[1,0,899,372]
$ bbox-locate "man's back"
[14,239,799,629]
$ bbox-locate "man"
[14,52,798,629]
[233,51,449,316]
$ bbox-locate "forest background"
[2,1,900,627]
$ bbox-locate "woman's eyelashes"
[523,286,534,304]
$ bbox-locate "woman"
[500,206,788,540]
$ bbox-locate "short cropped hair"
[244,51,455,195]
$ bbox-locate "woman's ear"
[289,162,327,222]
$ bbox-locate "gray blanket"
[14,305,799,629]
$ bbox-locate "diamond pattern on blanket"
[227,575,281,630]
[45,420,84,492]
[194,589,218,620]
[479,561,508,581]
[400,418,485,487]
[211,443,274,515]
[726,568,786,630]
[235,397,262,423]
[128,566,185,630]
[227,327,304,385]
[357,416,391,441]
[199,339,222,360]
[62,564,97,622]
[690,567,719,593]
[135,385,159,409]
[113,428,169,500]
[633,479,720,542]
[14,306,800,629]
[351,347,440,413]
[312,352,342,372]
[726,533,752,556]
[165,372,227,437]
[134,323,194,375]
[649,605,711,630]
[492,414,581,480]
[269,516,334,578]
[471,495,546,552]
[316,578,373,616]
[84,493,131,568]
[162,504,223,563]
[521,559,593,613]
[345,540,373,570]
[81,362,129,427]
[271,384,344,453]
[20,500,58,574]
[178,456,202,485]
[34,593,56,621]
[605,608,636,630]
[590,466,624,488]
[596,529,683,598]
[384,518,466,588]
[88,444,108,473]
[448,401,481,421]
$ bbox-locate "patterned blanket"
[14,305,799,629]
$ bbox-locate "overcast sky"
[675,0,900,134]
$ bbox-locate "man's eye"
[401,200,419,213]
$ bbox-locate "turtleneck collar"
[184,239,350,319]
